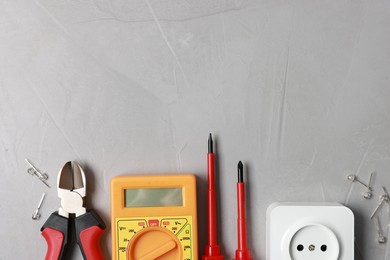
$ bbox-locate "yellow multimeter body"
[111,174,198,260]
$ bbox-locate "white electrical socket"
[266,202,354,260]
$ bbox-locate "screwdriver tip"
[238,161,243,182]
[208,133,213,153]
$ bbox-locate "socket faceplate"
[288,224,339,260]
[266,203,354,260]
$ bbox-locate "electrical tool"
[235,161,253,260]
[111,174,198,260]
[41,161,105,260]
[202,133,224,260]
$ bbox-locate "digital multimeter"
[111,174,198,260]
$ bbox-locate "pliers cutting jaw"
[58,161,86,218]
[41,161,105,260]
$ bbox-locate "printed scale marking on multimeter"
[111,174,198,260]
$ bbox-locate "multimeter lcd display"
[124,188,183,207]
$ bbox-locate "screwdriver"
[202,134,224,260]
[235,161,253,260]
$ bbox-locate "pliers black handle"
[41,210,105,260]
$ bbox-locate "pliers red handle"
[40,161,105,260]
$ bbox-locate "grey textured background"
[1,0,390,259]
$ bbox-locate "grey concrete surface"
[1,0,390,259]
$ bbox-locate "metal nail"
[347,174,371,189]
[374,215,386,244]
[364,191,373,199]
[368,172,374,187]
[371,199,385,219]
[371,187,390,219]
[382,187,390,201]
[363,172,374,199]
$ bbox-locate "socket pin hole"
[297,244,304,251]
[321,245,327,252]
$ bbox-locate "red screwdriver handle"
[42,227,65,260]
[79,226,104,260]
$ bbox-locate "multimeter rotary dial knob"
[127,227,182,260]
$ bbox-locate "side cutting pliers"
[41,161,105,260]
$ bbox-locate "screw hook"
[25,159,50,188]
[32,193,46,220]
